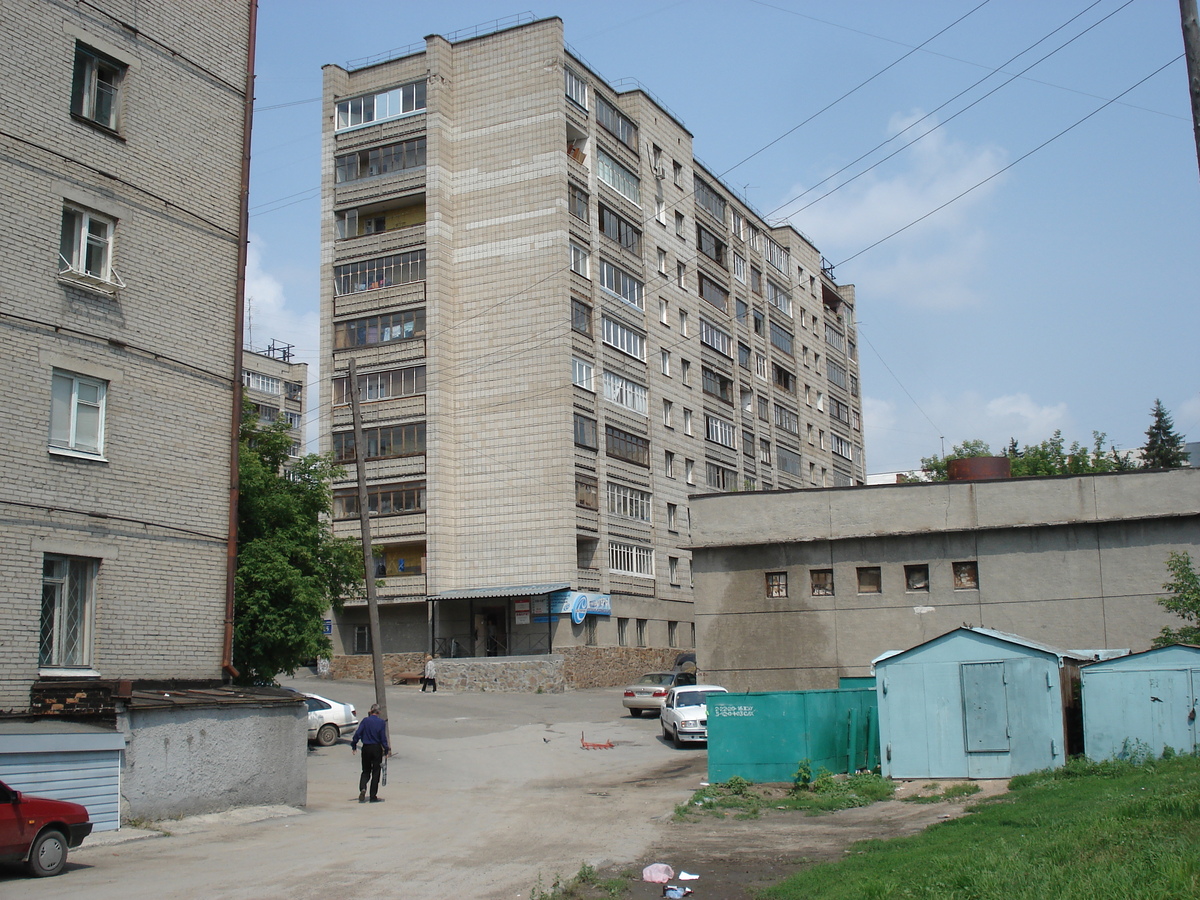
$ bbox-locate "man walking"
[350,704,390,803]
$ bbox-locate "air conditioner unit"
[653,164,666,179]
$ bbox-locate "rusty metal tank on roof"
[947,456,1011,481]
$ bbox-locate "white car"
[304,693,358,746]
[660,684,727,748]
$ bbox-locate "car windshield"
[674,689,723,707]
[635,673,674,686]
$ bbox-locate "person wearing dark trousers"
[422,653,438,692]
[350,704,390,803]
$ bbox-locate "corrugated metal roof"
[872,626,1091,667]
[429,583,570,601]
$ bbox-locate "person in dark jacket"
[350,704,391,802]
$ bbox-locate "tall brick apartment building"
[321,17,865,678]
[0,2,303,824]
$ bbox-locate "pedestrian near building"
[422,653,438,693]
[350,704,390,802]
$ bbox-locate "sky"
[247,0,1200,474]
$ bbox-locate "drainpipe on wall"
[224,0,259,681]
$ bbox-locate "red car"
[0,779,92,877]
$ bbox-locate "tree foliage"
[234,410,362,684]
[911,431,1132,482]
[1140,399,1188,469]
[1153,551,1200,648]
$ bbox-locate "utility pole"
[1183,0,1200,180]
[347,357,388,721]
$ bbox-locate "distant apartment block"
[320,17,865,672]
[243,342,308,457]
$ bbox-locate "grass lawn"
[761,754,1200,900]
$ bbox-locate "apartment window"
[905,564,930,592]
[758,438,771,464]
[766,572,788,599]
[810,569,834,596]
[668,617,679,643]
[607,482,652,521]
[705,462,735,490]
[776,445,801,475]
[752,310,765,337]
[333,481,426,518]
[705,415,736,449]
[242,371,281,395]
[694,177,727,223]
[571,298,592,336]
[657,248,667,274]
[731,211,746,240]
[832,434,853,460]
[733,254,747,284]
[332,423,426,462]
[610,541,654,577]
[848,339,858,361]
[618,617,629,647]
[569,184,589,221]
[831,398,851,425]
[576,473,598,509]
[825,322,846,353]
[603,370,648,415]
[666,503,678,531]
[59,205,118,287]
[676,261,686,287]
[664,450,675,478]
[857,567,882,594]
[601,316,646,360]
[699,318,733,357]
[574,413,598,450]
[698,274,729,312]
[738,343,751,370]
[744,432,756,459]
[605,424,650,467]
[767,281,792,316]
[334,250,425,295]
[773,365,796,393]
[672,161,683,186]
[335,138,426,183]
[773,404,800,435]
[596,149,640,205]
[40,555,97,668]
[675,212,685,238]
[757,394,769,421]
[570,242,590,277]
[49,370,107,457]
[354,625,371,654]
[596,96,638,149]
[701,367,733,404]
[572,357,595,391]
[600,205,642,253]
[599,260,644,309]
[769,322,794,356]
[252,402,279,425]
[679,310,689,335]
[750,267,763,295]
[685,458,695,484]
[655,198,666,224]
[953,561,980,590]
[697,225,727,267]
[659,298,669,325]
[661,349,671,377]
[636,618,647,648]
[765,236,789,272]
[683,409,693,435]
[71,44,123,131]
[585,616,598,646]
[827,359,849,389]
[850,375,860,398]
[336,80,426,130]
[333,309,426,349]
[565,66,588,109]
[332,365,426,405]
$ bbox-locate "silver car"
[622,671,697,717]
[660,684,727,748]
[304,693,358,746]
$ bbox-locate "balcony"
[344,573,427,606]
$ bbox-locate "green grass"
[674,772,895,821]
[760,754,1200,900]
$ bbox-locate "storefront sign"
[514,598,531,625]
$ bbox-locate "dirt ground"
[569,779,1010,899]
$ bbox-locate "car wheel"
[661,722,671,742]
[672,729,683,750]
[630,708,643,718]
[27,829,68,877]
[316,723,340,747]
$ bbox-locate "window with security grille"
[607,482,651,521]
[610,541,654,577]
[766,572,788,598]
[40,555,97,668]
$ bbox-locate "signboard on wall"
[514,598,531,625]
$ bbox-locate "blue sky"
[247,0,1199,474]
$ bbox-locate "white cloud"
[783,111,1007,310]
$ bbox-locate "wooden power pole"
[1183,0,1200,180]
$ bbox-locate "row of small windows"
[331,422,425,462]
[765,561,981,598]
[332,481,426,519]
[335,80,426,131]
[334,138,426,183]
[333,309,425,349]
[333,249,425,296]
[331,365,426,406]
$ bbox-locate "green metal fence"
[707,688,879,784]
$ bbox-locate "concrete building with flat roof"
[320,16,865,682]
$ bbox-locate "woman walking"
[422,653,438,693]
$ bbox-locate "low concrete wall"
[437,656,566,693]
[559,647,681,688]
[119,701,307,822]
[329,651,425,682]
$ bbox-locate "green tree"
[911,432,1131,481]
[234,410,362,684]
[1140,399,1188,469]
[1152,551,1200,647]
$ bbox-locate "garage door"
[0,734,125,832]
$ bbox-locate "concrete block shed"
[874,627,1088,779]
[1081,645,1200,760]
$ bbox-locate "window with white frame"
[49,370,107,457]
[755,353,768,381]
[659,298,669,325]
[607,482,652,521]
[705,414,736,449]
[832,434,853,460]
[685,458,695,484]
[570,242,590,277]
[663,398,674,427]
[40,554,97,668]
[766,280,792,316]
[682,409,693,435]
[759,437,771,464]
[572,357,595,391]
[678,310,689,335]
[777,445,801,475]
[699,318,733,358]
[242,371,282,395]
[596,149,640,205]
[731,211,746,240]
[610,540,654,576]
[564,66,588,109]
[595,96,637,149]
[705,461,735,490]
[601,316,646,360]
[71,44,124,131]
[657,248,667,274]
[664,450,675,478]
[660,349,671,376]
[773,404,800,435]
[667,502,678,530]
[599,260,644,309]
[765,236,789,271]
[603,370,648,415]
[669,561,680,588]
[336,80,426,130]
[332,365,426,405]
[59,205,119,287]
[733,253,747,284]
[333,250,425,295]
